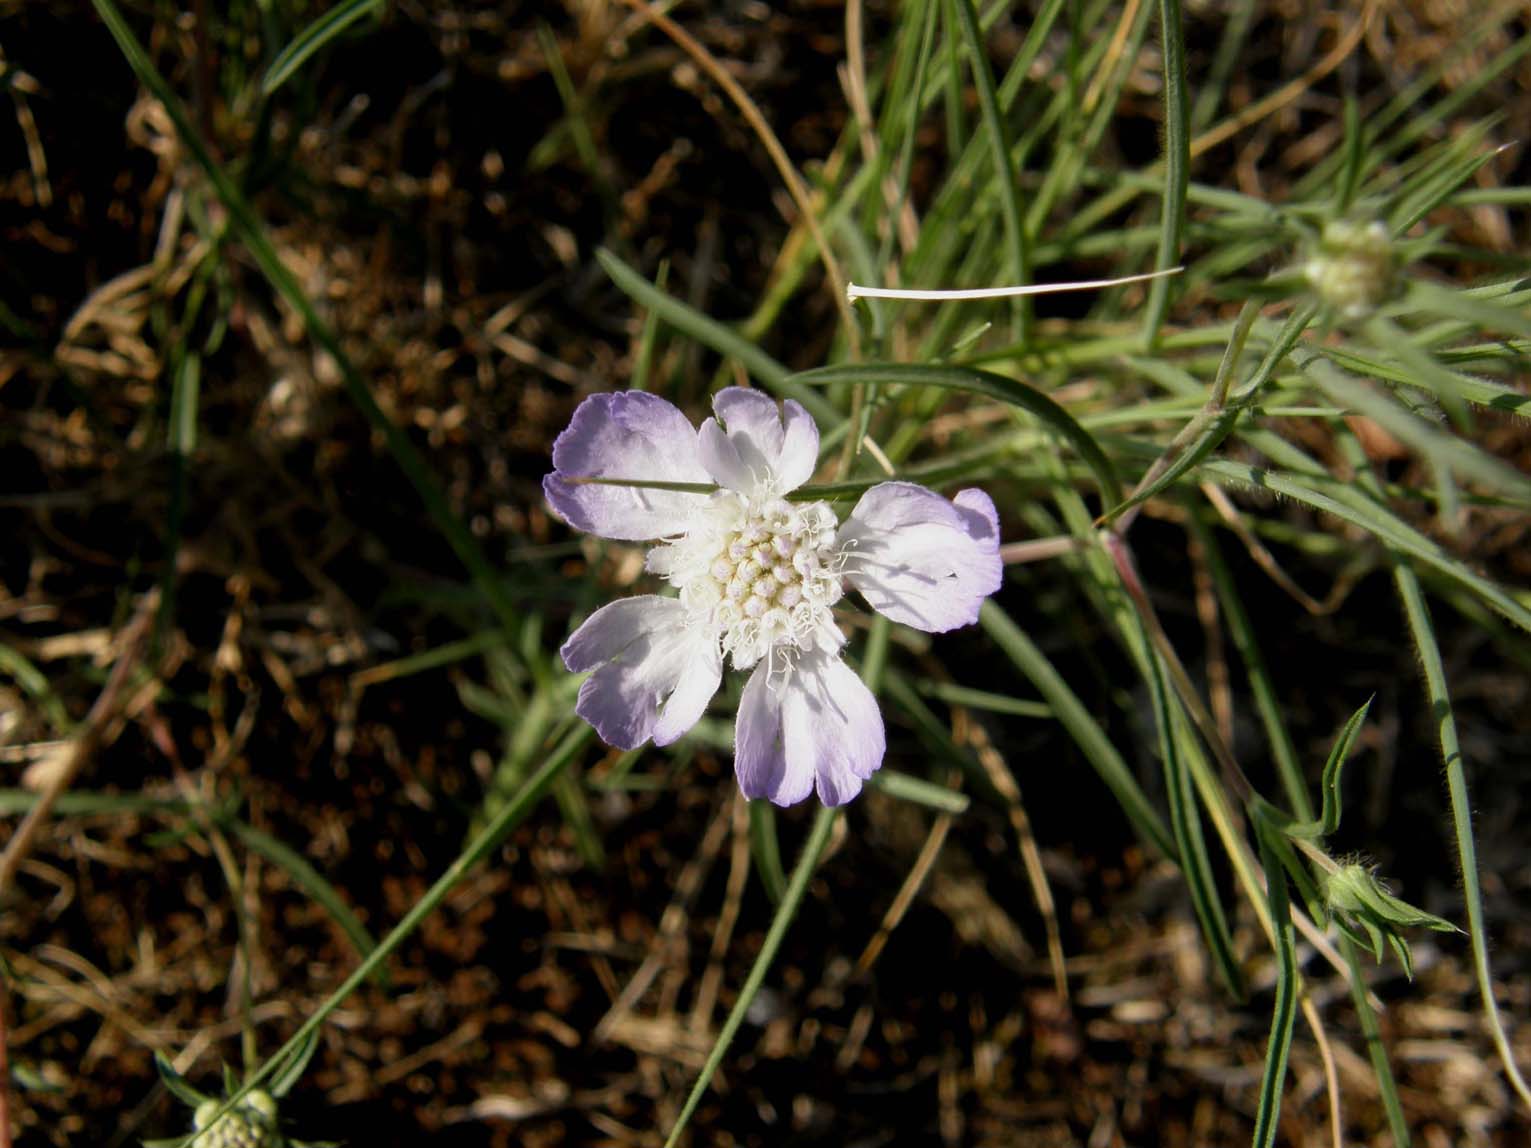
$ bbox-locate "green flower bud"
[1323,863,1374,916]
[190,1091,280,1148]
[1304,220,1396,318]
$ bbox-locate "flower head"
[1304,219,1396,318]
[192,1090,279,1148]
[544,388,1002,806]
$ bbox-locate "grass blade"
[979,601,1175,859]
[1340,934,1413,1146]
[262,0,382,97]
[92,0,522,637]
[1395,562,1531,1111]
[1143,0,1188,346]
[1189,518,1313,819]
[748,801,788,904]
[593,248,840,425]
[224,819,386,985]
[174,725,594,1145]
[1251,821,1299,1148]
[949,0,1031,341]
[1146,643,1244,997]
[866,770,970,814]
[1199,460,1531,632]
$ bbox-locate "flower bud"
[1305,220,1395,318]
[190,1090,279,1148]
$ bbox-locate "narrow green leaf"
[950,0,1031,341]
[1340,935,1412,1146]
[1099,302,1313,524]
[1145,643,1243,998]
[1305,358,1531,505]
[979,602,1176,859]
[0,644,71,734]
[551,767,605,870]
[1310,697,1372,837]
[262,0,382,96]
[224,820,387,987]
[155,1051,212,1109]
[748,801,788,904]
[1143,0,1188,346]
[266,1029,321,1100]
[1395,564,1531,1107]
[174,725,593,1146]
[1405,279,1531,343]
[1336,95,1366,212]
[1190,519,1312,820]
[594,248,839,425]
[866,769,970,814]
[1200,460,1531,632]
[1251,824,1299,1148]
[534,23,605,186]
[0,789,188,817]
[911,679,1051,719]
[169,351,200,455]
[93,0,522,639]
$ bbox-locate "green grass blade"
[950,0,1031,341]
[866,769,971,814]
[168,349,200,454]
[154,1051,212,1107]
[748,801,788,904]
[172,724,594,1146]
[662,805,839,1148]
[911,679,1051,719]
[92,0,522,638]
[791,362,1122,505]
[1404,279,1531,343]
[224,819,386,984]
[1142,0,1188,347]
[1100,302,1313,525]
[0,645,71,734]
[1189,518,1312,820]
[1146,643,1244,997]
[1303,356,1531,504]
[1395,562,1531,1110]
[262,0,382,96]
[593,248,840,425]
[0,790,186,817]
[551,768,605,870]
[1313,342,1531,416]
[979,602,1175,858]
[1251,822,1299,1148]
[1199,460,1531,631]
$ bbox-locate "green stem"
[662,806,839,1147]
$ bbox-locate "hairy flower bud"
[1305,220,1396,318]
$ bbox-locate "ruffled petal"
[543,391,712,541]
[697,388,819,496]
[561,596,721,749]
[837,482,1003,632]
[733,650,885,807]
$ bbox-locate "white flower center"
[648,493,844,670]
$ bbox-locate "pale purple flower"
[544,387,1002,806]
